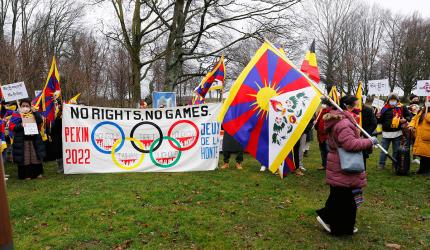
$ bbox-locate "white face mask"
[321,104,327,109]
[20,107,31,113]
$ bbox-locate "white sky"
[365,0,430,17]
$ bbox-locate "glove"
[370,137,379,145]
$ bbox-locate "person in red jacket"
[315,99,333,170]
[316,96,377,236]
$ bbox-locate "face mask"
[389,101,397,106]
[20,107,31,113]
[321,104,327,109]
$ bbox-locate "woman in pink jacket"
[316,96,377,236]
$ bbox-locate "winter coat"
[324,110,373,188]
[222,126,243,153]
[410,111,430,158]
[45,117,63,161]
[378,105,412,132]
[315,108,331,143]
[362,105,377,135]
[12,112,46,165]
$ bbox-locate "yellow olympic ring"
[111,137,145,170]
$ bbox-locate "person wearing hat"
[408,94,421,117]
[376,93,412,170]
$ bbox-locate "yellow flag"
[356,82,363,126]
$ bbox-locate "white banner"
[416,80,430,96]
[63,103,222,174]
[367,79,390,96]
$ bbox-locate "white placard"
[415,80,430,96]
[63,103,222,174]
[23,123,39,135]
[1,82,29,102]
[371,99,385,110]
[367,79,390,96]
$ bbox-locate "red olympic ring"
[167,120,199,151]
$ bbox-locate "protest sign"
[1,82,29,102]
[371,98,385,110]
[62,103,222,174]
[22,115,38,135]
[367,79,390,96]
[34,90,42,97]
[416,80,430,96]
[152,92,176,108]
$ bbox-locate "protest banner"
[152,92,176,108]
[62,103,222,174]
[1,82,29,102]
[22,115,39,135]
[367,79,390,96]
[416,80,430,96]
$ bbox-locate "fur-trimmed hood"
[323,110,344,131]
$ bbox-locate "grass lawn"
[4,140,430,249]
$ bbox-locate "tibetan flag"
[300,40,320,83]
[35,56,61,124]
[191,93,205,105]
[356,82,363,126]
[195,56,225,98]
[32,91,42,107]
[278,152,295,179]
[218,42,322,172]
[68,93,81,104]
[329,86,340,105]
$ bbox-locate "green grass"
[4,140,430,249]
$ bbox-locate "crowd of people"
[2,92,429,237]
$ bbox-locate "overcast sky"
[365,0,430,17]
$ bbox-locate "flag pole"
[263,38,397,164]
[0,153,13,250]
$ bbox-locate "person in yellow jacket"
[409,106,430,176]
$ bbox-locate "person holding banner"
[377,93,412,170]
[9,99,46,180]
[316,96,377,236]
[409,106,430,176]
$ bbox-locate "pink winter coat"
[323,110,373,188]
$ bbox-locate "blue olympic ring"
[91,121,126,154]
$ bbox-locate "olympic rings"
[111,137,145,170]
[167,120,199,151]
[90,119,200,169]
[149,136,182,168]
[130,121,163,153]
[91,121,125,154]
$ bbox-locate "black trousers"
[18,164,44,179]
[223,151,243,164]
[417,156,430,174]
[317,186,357,236]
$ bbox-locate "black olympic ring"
[130,121,163,153]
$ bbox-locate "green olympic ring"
[149,136,182,168]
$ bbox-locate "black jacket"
[45,117,63,161]
[378,105,412,132]
[12,112,46,165]
[362,105,377,135]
